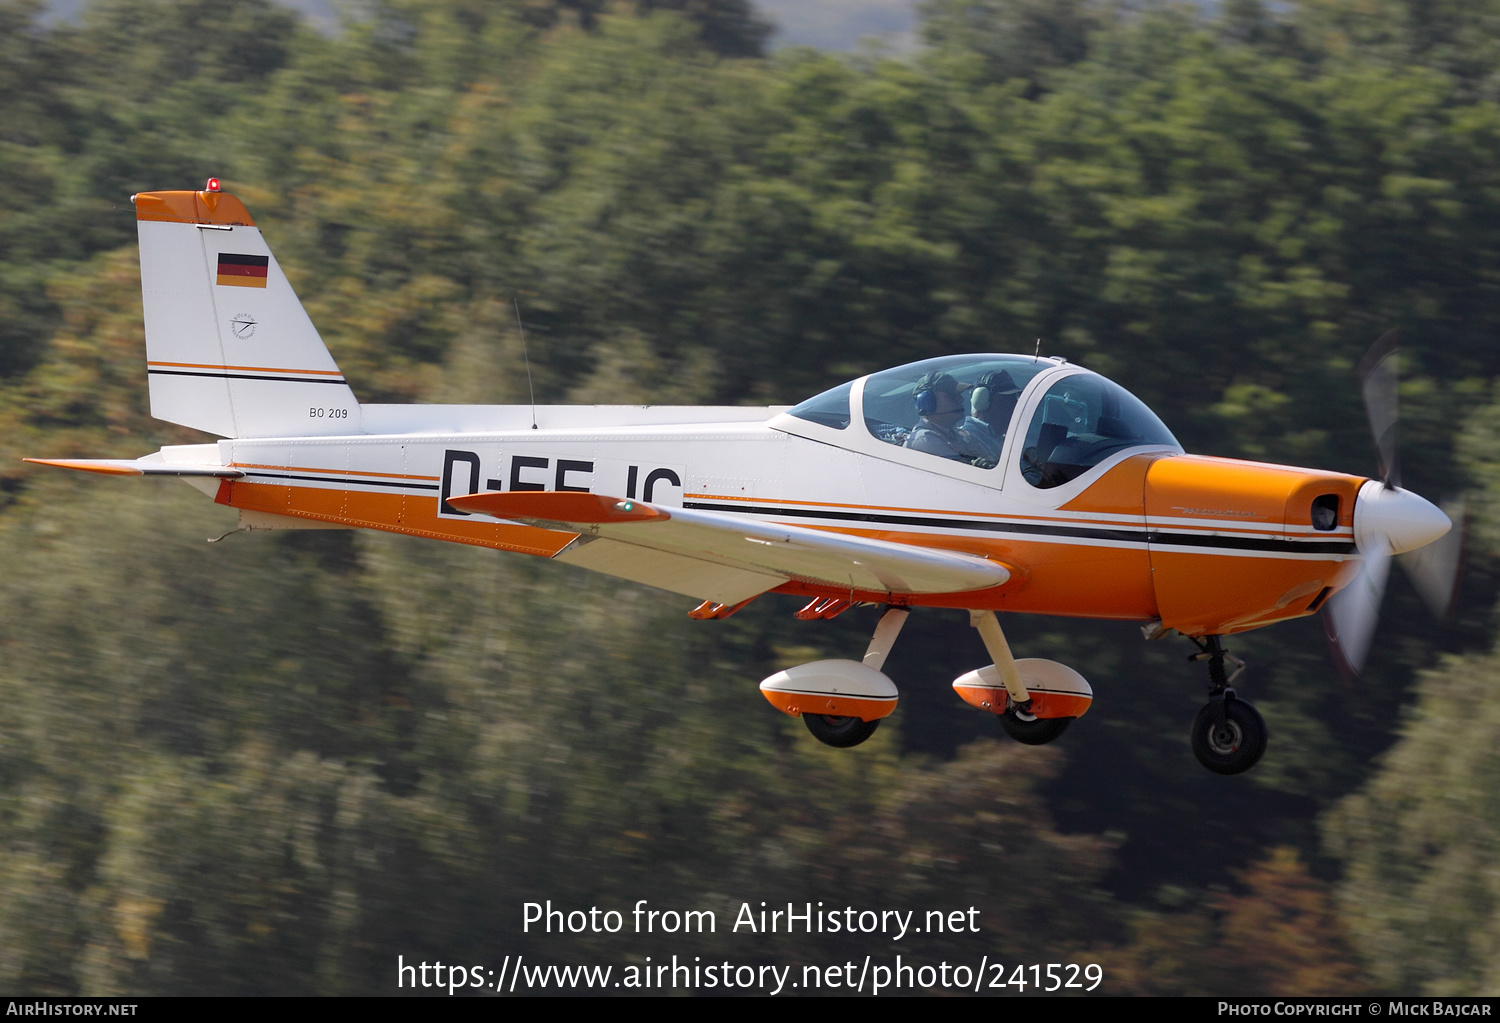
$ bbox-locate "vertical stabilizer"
[134,186,360,438]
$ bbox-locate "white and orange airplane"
[26,182,1460,774]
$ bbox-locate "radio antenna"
[1033,338,1041,362]
[514,298,538,430]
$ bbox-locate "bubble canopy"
[785,354,1180,485]
[1018,371,1180,488]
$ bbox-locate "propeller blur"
[1323,337,1464,676]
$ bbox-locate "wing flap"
[447,491,1010,596]
[556,538,783,604]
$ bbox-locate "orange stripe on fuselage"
[220,478,1150,615]
[685,492,1009,518]
[217,456,1360,633]
[219,480,577,558]
[150,362,344,376]
[688,490,1148,528]
[687,487,1302,537]
[231,462,440,481]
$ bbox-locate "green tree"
[1106,847,1366,995]
[920,0,1106,90]
[1325,643,1500,994]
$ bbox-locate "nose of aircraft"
[1353,479,1451,555]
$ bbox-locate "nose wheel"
[1188,636,1267,775]
[1191,691,1266,774]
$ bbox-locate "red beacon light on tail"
[205,177,221,192]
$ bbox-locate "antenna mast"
[514,298,537,430]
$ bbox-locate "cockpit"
[781,354,1181,489]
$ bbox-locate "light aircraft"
[26,182,1462,775]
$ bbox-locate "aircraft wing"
[445,491,1011,605]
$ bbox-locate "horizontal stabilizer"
[23,457,243,478]
[447,490,1011,598]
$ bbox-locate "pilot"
[905,371,988,464]
[958,369,1023,465]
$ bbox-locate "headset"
[970,370,1021,418]
[913,371,958,417]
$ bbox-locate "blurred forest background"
[4,0,1500,996]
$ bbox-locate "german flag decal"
[216,253,269,288]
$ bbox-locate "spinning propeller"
[1323,332,1465,675]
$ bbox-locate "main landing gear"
[802,712,880,748]
[953,611,1094,744]
[756,605,1092,751]
[1187,636,1267,775]
[999,704,1073,747]
[758,606,909,749]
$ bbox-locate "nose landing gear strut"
[1188,636,1267,775]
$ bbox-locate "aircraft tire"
[1190,698,1267,775]
[998,710,1072,746]
[803,713,880,748]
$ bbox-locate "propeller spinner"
[1323,334,1463,674]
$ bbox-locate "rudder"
[134,183,360,438]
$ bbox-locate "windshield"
[861,355,1052,469]
[1019,374,1180,488]
[786,379,853,430]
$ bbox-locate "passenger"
[905,372,989,465]
[958,369,1023,466]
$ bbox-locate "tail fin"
[134,184,360,438]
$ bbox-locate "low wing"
[23,457,243,478]
[446,491,1011,605]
